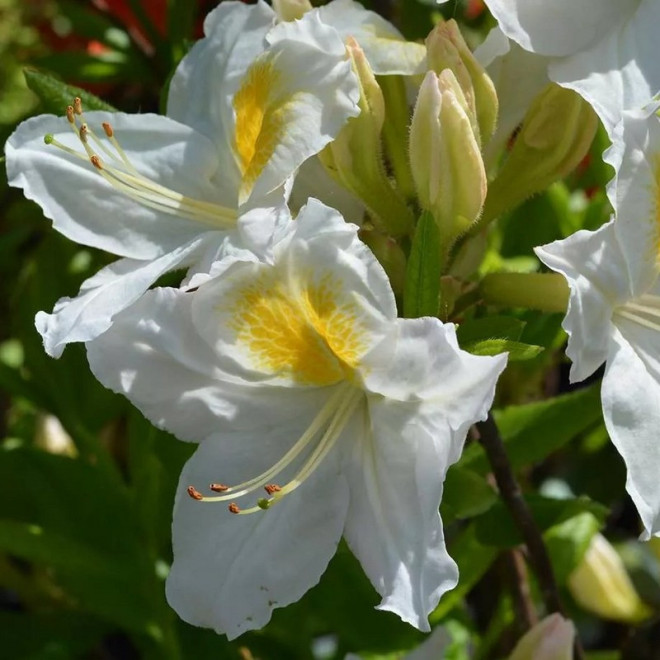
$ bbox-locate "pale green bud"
[319,38,414,237]
[271,0,312,21]
[409,70,487,243]
[568,534,651,623]
[480,84,597,226]
[509,614,574,660]
[426,19,498,144]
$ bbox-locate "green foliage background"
[2,1,660,658]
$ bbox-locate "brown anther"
[66,106,75,124]
[209,483,229,492]
[228,503,241,514]
[102,122,114,138]
[187,486,204,501]
[79,124,89,143]
[73,97,83,115]
[90,155,103,170]
[264,484,281,495]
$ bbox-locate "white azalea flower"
[535,104,660,538]
[483,0,660,135]
[5,0,359,357]
[86,199,506,638]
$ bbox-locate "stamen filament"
[622,301,660,319]
[616,309,660,332]
[195,384,353,503]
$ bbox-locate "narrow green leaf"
[23,69,117,115]
[463,338,543,361]
[404,210,441,318]
[460,383,602,474]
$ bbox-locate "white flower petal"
[485,0,633,58]
[167,430,349,638]
[365,318,506,461]
[342,398,458,631]
[549,0,660,135]
[602,326,660,538]
[167,1,275,204]
[315,0,426,75]
[5,113,231,259]
[191,199,396,387]
[86,287,328,441]
[39,235,212,358]
[235,14,360,205]
[535,221,629,383]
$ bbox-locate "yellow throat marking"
[233,57,290,199]
[230,272,365,386]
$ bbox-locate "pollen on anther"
[264,484,281,495]
[90,155,103,170]
[228,503,241,514]
[210,483,229,492]
[187,486,203,501]
[66,106,75,124]
[102,122,114,138]
[79,124,89,143]
[73,97,83,115]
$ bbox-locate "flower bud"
[509,614,575,660]
[272,0,312,22]
[319,38,414,237]
[426,19,498,144]
[481,84,597,225]
[409,70,487,244]
[568,533,651,622]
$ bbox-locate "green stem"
[480,272,569,313]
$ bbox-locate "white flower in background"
[535,104,660,538]
[509,614,575,660]
[482,0,660,136]
[87,199,506,638]
[5,0,359,357]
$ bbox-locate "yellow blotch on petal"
[230,272,365,386]
[233,58,290,202]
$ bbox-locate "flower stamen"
[187,383,362,514]
[616,294,660,332]
[44,98,238,230]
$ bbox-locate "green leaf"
[404,210,441,318]
[462,338,543,361]
[545,512,601,583]
[473,495,608,548]
[456,315,526,345]
[23,69,117,114]
[441,466,497,523]
[460,383,602,475]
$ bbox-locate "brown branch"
[476,414,585,660]
[505,549,537,635]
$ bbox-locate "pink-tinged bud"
[426,19,498,144]
[568,534,651,623]
[319,38,414,237]
[272,0,312,22]
[409,70,487,244]
[509,614,574,660]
